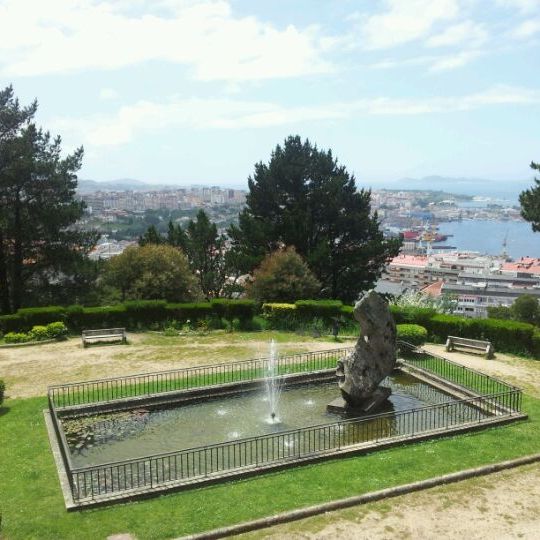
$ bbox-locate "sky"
[1,0,540,190]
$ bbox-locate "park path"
[0,332,348,399]
[239,344,540,540]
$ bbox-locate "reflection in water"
[64,371,483,468]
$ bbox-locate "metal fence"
[398,342,520,398]
[48,347,353,408]
[48,343,524,504]
[69,389,521,502]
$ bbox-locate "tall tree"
[229,136,401,302]
[520,161,540,232]
[0,86,97,313]
[138,224,163,246]
[185,210,227,298]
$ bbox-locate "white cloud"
[511,19,540,38]
[99,88,119,100]
[426,21,488,47]
[361,0,459,49]
[53,85,540,147]
[0,0,332,81]
[429,50,482,71]
[496,0,540,13]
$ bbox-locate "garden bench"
[445,336,494,359]
[82,328,127,348]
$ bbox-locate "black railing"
[70,389,521,502]
[48,347,353,408]
[48,342,525,504]
[398,342,520,397]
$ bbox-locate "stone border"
[44,364,526,509]
[179,453,540,540]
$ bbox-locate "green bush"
[17,306,66,328]
[0,379,5,406]
[295,300,343,322]
[78,305,129,329]
[397,324,428,346]
[29,325,49,341]
[533,330,540,359]
[0,314,23,334]
[261,303,298,330]
[211,299,256,329]
[390,305,436,326]
[65,305,85,330]
[4,332,30,344]
[165,302,213,323]
[124,300,168,327]
[46,321,68,340]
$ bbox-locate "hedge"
[295,300,343,322]
[396,324,428,346]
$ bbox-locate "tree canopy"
[520,161,540,232]
[247,247,321,302]
[0,85,97,313]
[102,244,200,302]
[228,135,401,302]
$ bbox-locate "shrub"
[0,314,24,334]
[397,324,428,346]
[65,305,85,330]
[261,303,298,330]
[4,332,30,344]
[78,305,129,329]
[29,325,50,341]
[247,247,321,302]
[165,302,213,323]
[17,306,66,327]
[0,379,5,406]
[533,330,540,359]
[295,300,343,321]
[46,321,68,340]
[511,294,540,325]
[124,300,168,327]
[211,299,256,330]
[390,305,436,326]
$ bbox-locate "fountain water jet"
[264,339,283,423]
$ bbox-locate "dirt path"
[245,463,540,540]
[0,332,348,399]
[240,345,540,540]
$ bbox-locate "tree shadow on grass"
[0,406,11,417]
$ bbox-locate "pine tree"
[0,86,97,313]
[229,136,401,302]
[520,161,540,232]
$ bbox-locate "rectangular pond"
[62,370,487,469]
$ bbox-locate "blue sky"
[1,0,539,189]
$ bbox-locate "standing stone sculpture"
[328,290,396,414]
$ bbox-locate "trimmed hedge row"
[1,300,538,357]
[0,300,257,333]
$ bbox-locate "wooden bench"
[82,328,127,348]
[445,336,494,359]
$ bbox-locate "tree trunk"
[0,230,11,313]
[10,197,23,311]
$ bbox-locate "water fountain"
[264,339,282,423]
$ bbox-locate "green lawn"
[0,391,539,540]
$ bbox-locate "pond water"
[63,371,479,468]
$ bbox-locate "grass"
[0,390,539,539]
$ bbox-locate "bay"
[437,220,540,259]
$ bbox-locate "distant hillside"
[77,178,150,193]
[384,176,530,199]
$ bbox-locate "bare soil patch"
[243,463,540,540]
[0,331,346,399]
